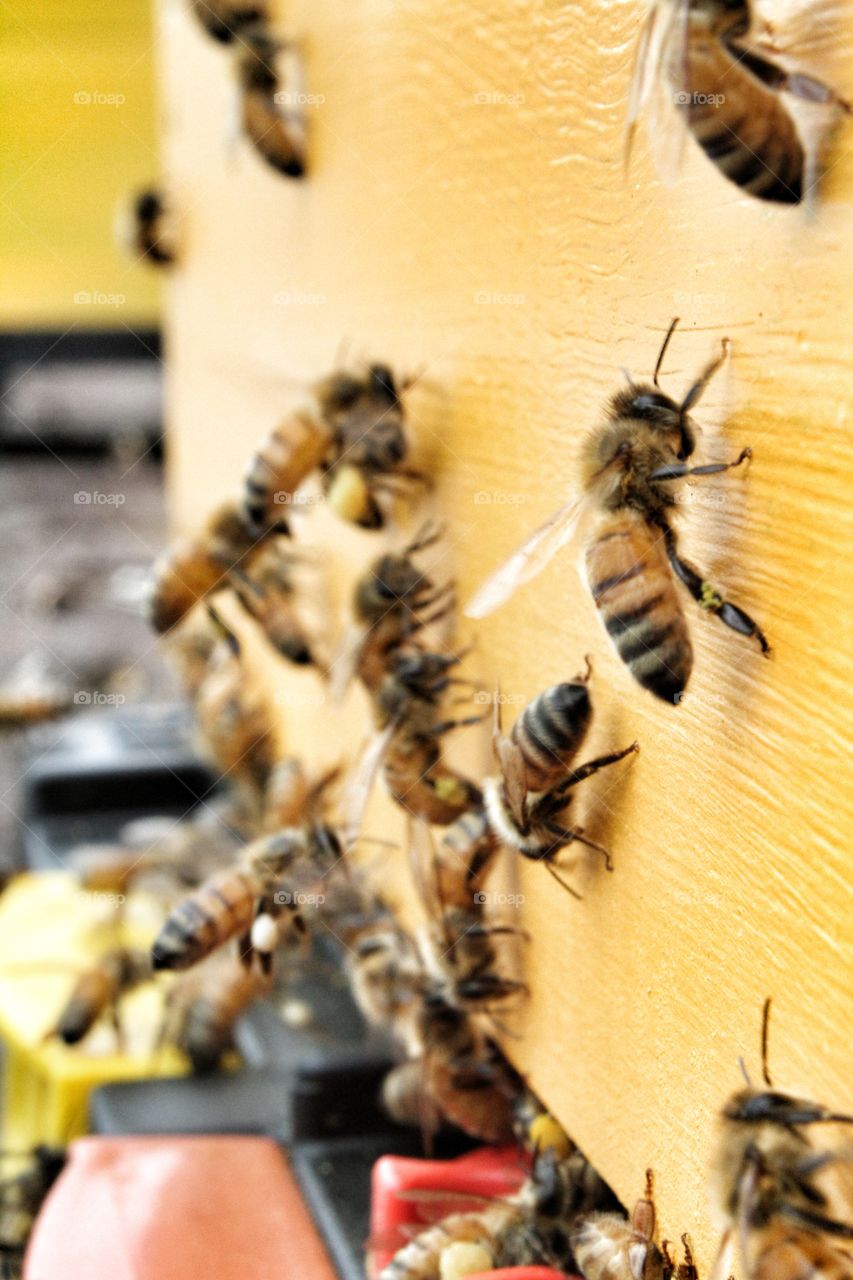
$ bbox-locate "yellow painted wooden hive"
[156,0,853,1267]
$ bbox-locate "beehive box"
[156,0,853,1263]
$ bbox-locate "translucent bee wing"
[643,0,692,186]
[625,1,667,168]
[342,722,395,844]
[465,491,590,619]
[494,732,527,831]
[328,620,364,704]
[408,816,440,915]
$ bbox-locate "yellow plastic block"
[0,873,187,1148]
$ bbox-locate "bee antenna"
[738,1055,752,1087]
[654,317,680,388]
[761,996,773,1087]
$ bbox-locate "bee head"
[615,384,696,461]
[367,364,398,404]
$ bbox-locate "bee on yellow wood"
[236,25,307,178]
[710,999,853,1280]
[317,364,427,529]
[343,912,424,1044]
[50,948,152,1047]
[188,0,267,43]
[483,665,638,897]
[409,818,525,1014]
[626,0,851,203]
[122,187,177,266]
[242,410,332,534]
[380,1145,619,1279]
[229,542,318,670]
[193,608,278,806]
[164,954,271,1073]
[148,502,270,635]
[573,1170,671,1280]
[468,320,769,703]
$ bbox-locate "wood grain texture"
[158,0,853,1264]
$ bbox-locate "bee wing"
[465,491,590,619]
[494,731,528,831]
[342,722,395,844]
[328,620,364,704]
[626,0,691,186]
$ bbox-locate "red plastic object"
[369,1144,528,1277]
[465,1270,574,1279]
[23,1135,337,1280]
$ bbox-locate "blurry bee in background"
[235,25,307,178]
[468,320,769,704]
[163,953,271,1073]
[121,187,177,267]
[341,907,424,1046]
[48,947,152,1047]
[0,1146,66,1279]
[241,410,332,534]
[710,999,853,1280]
[148,502,271,634]
[347,523,455,697]
[484,665,638,897]
[380,1143,620,1279]
[194,607,278,807]
[188,0,267,43]
[317,364,428,529]
[261,757,312,832]
[229,542,320,671]
[151,799,342,973]
[626,0,851,204]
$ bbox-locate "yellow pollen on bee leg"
[700,581,723,611]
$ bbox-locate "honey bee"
[317,364,426,529]
[50,948,152,1046]
[124,187,176,266]
[164,953,271,1073]
[148,502,270,634]
[229,542,318,669]
[236,25,307,178]
[262,757,312,831]
[0,1146,66,1278]
[188,0,267,42]
[343,912,424,1045]
[626,0,851,204]
[573,1170,668,1280]
[483,666,638,897]
[151,820,340,973]
[710,999,853,1280]
[380,1145,620,1279]
[194,608,278,805]
[468,320,769,703]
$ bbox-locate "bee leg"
[544,822,615,872]
[649,447,751,482]
[428,713,487,737]
[663,532,771,655]
[724,39,852,113]
[551,742,641,796]
[524,848,583,900]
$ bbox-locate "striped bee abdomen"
[681,36,804,202]
[241,412,330,532]
[151,869,260,971]
[586,516,691,704]
[510,681,592,793]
